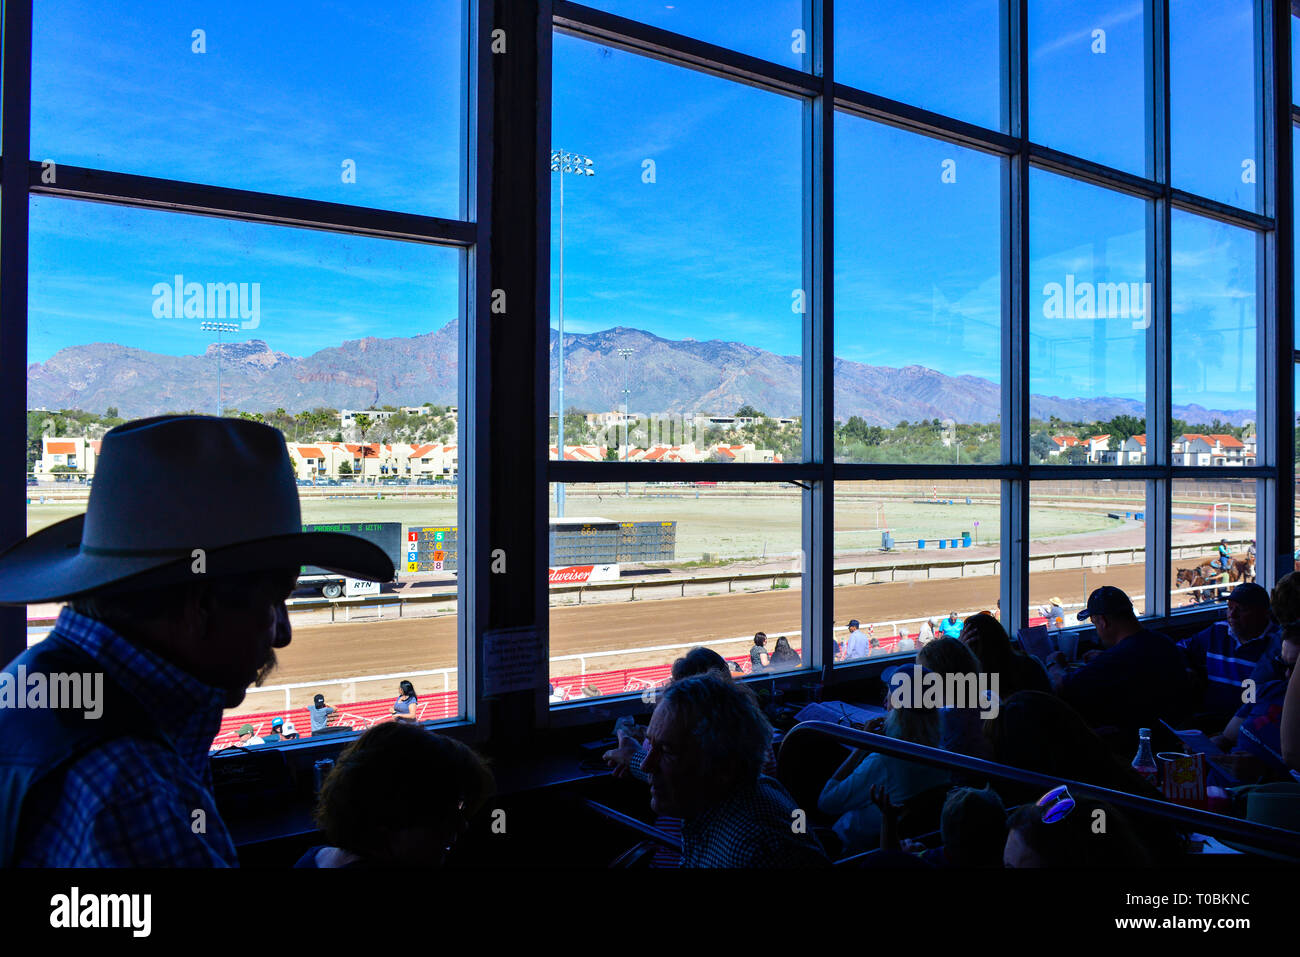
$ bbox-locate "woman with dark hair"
[769,636,801,668]
[392,679,419,723]
[959,612,1051,698]
[297,723,494,868]
[749,632,770,673]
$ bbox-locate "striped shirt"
[1178,621,1279,714]
[12,608,238,867]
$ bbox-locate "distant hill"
[26,322,1254,426]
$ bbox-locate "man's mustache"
[253,647,278,687]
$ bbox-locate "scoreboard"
[549,519,676,565]
[301,522,403,578]
[406,526,459,573]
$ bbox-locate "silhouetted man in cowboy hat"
[0,416,393,866]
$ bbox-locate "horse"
[1228,557,1253,583]
[1176,564,1227,603]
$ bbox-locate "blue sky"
[26,0,1264,416]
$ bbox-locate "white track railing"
[234,582,1234,711]
[240,666,456,713]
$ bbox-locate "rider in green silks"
[1217,539,1232,574]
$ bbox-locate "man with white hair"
[640,673,827,867]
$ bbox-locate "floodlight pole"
[618,347,635,495]
[200,321,239,416]
[550,149,596,518]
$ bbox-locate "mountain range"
[27,322,1254,427]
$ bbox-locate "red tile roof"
[296,446,325,458]
[45,441,75,454]
[1210,434,1244,448]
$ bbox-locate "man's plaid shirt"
[12,608,238,866]
[680,775,828,868]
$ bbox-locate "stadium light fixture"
[550,149,596,517]
[199,321,240,417]
[618,347,635,494]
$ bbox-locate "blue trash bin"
[918,539,926,549]
[939,539,946,549]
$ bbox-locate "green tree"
[353,413,372,441]
[736,404,765,418]
[1065,444,1090,465]
[1030,430,1056,463]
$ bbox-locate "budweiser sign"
[549,565,595,584]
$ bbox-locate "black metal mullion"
[29,163,476,246]
[0,0,32,665]
[813,0,833,681]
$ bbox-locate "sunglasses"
[1036,784,1075,824]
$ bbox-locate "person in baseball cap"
[0,415,394,866]
[311,692,340,734]
[1045,586,1192,739]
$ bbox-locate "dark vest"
[0,634,162,865]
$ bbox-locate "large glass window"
[32,0,467,217]
[1171,210,1258,429]
[1028,0,1150,175]
[1030,480,1149,619]
[1170,0,1262,211]
[834,480,1001,656]
[836,0,1006,131]
[8,0,1284,755]
[578,1,808,68]
[26,197,465,743]
[1170,477,1257,609]
[547,481,805,702]
[835,117,1003,463]
[550,36,804,465]
[1029,172,1150,464]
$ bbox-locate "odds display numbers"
[406,526,459,573]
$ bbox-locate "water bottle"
[1131,728,1158,788]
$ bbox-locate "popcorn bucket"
[1158,751,1207,808]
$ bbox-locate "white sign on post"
[344,578,380,597]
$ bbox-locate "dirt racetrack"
[240,559,1202,715]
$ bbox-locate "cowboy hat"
[0,415,394,603]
